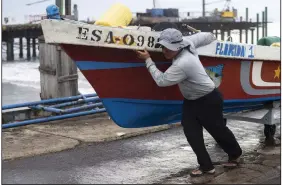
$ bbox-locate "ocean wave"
[2,61,95,92]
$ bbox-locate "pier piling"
[19,37,23,58]
[32,38,36,57]
[214,29,218,39]
[220,30,225,41]
[227,30,231,36]
[6,38,14,61]
[26,37,31,60]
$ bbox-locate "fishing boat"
[40,19,280,128]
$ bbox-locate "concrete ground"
[2,113,178,160]
[2,110,281,184]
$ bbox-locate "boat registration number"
[215,42,255,59]
[76,27,161,49]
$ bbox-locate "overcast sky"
[2,0,280,24]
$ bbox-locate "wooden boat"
[40,19,280,128]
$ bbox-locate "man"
[136,28,242,177]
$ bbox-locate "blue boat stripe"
[224,96,280,103]
[100,96,280,104]
[98,96,280,128]
[76,61,171,70]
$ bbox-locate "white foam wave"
[2,61,95,93]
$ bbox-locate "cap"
[156,28,190,51]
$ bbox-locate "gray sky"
[2,0,280,24]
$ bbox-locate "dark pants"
[181,88,242,171]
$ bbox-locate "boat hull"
[61,44,280,128]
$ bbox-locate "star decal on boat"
[274,66,280,79]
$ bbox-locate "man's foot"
[190,168,215,177]
[223,156,240,169]
[264,137,280,147]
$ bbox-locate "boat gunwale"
[40,19,281,62]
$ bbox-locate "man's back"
[173,49,215,100]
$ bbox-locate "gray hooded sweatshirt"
[145,32,216,100]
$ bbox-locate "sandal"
[190,167,215,177]
[223,157,240,169]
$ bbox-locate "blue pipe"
[62,102,103,113]
[79,91,88,101]
[2,93,98,110]
[50,97,101,108]
[2,108,107,129]
[29,105,63,114]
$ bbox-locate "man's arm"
[184,32,216,48]
[145,58,187,87]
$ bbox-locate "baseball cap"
[155,28,190,51]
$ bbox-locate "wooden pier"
[2,24,41,61]
[2,0,73,61]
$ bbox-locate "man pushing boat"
[136,28,242,177]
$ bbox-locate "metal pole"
[239,29,242,43]
[245,8,249,43]
[227,30,231,37]
[262,11,265,37]
[265,7,268,37]
[65,0,71,16]
[62,102,103,114]
[56,0,64,15]
[246,8,248,21]
[251,28,254,44]
[215,30,218,39]
[221,30,225,41]
[203,0,206,17]
[256,13,259,42]
[50,97,100,108]
[239,16,243,43]
[30,105,63,114]
[153,0,156,8]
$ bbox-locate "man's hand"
[136,49,150,60]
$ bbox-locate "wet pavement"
[2,109,281,184]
